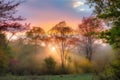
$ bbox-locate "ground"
[0,74,93,80]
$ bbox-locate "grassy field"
[0,74,93,80]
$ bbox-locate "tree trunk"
[86,36,93,61]
[61,33,65,71]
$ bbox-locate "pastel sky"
[17,0,93,31]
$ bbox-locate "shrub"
[99,56,120,80]
[44,56,56,74]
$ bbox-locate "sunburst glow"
[48,44,57,52]
[41,42,46,47]
[51,46,56,52]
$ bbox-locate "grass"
[0,74,93,80]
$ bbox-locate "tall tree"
[0,0,29,45]
[48,21,74,70]
[0,0,28,75]
[26,27,45,53]
[78,16,103,61]
[86,0,120,79]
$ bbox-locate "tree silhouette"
[0,0,29,75]
[48,21,74,70]
[0,0,23,23]
[26,27,45,53]
[0,0,29,46]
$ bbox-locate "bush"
[99,56,120,80]
[44,56,56,74]
[0,51,10,75]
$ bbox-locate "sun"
[48,44,57,52]
[41,42,46,47]
[51,46,56,52]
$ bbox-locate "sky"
[17,0,93,31]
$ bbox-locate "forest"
[0,0,120,80]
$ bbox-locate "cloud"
[73,1,84,8]
[79,8,85,11]
[72,0,93,13]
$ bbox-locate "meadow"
[0,74,93,80]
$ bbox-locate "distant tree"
[78,17,103,61]
[26,27,45,41]
[9,38,44,75]
[48,21,74,70]
[26,27,45,53]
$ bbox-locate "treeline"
[0,18,107,75]
[0,0,120,79]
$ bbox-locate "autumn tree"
[0,0,28,75]
[26,27,45,53]
[48,21,74,71]
[78,17,103,61]
[0,0,29,45]
[0,0,24,30]
[86,0,120,79]
[86,0,120,49]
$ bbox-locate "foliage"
[26,27,45,41]
[99,56,120,80]
[48,21,74,70]
[9,38,44,75]
[86,0,120,80]
[86,0,120,49]
[0,33,12,75]
[0,0,23,22]
[0,0,28,32]
[78,16,103,61]
[86,0,120,19]
[44,56,56,74]
[0,50,10,75]
[100,25,120,49]
[0,0,29,75]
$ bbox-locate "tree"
[0,0,28,75]
[86,0,120,49]
[100,25,120,49]
[0,33,10,75]
[0,50,10,75]
[26,27,45,53]
[26,27,45,40]
[86,0,120,79]
[78,16,103,61]
[0,0,29,42]
[0,0,29,46]
[48,21,74,71]
[44,56,56,74]
[0,0,23,23]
